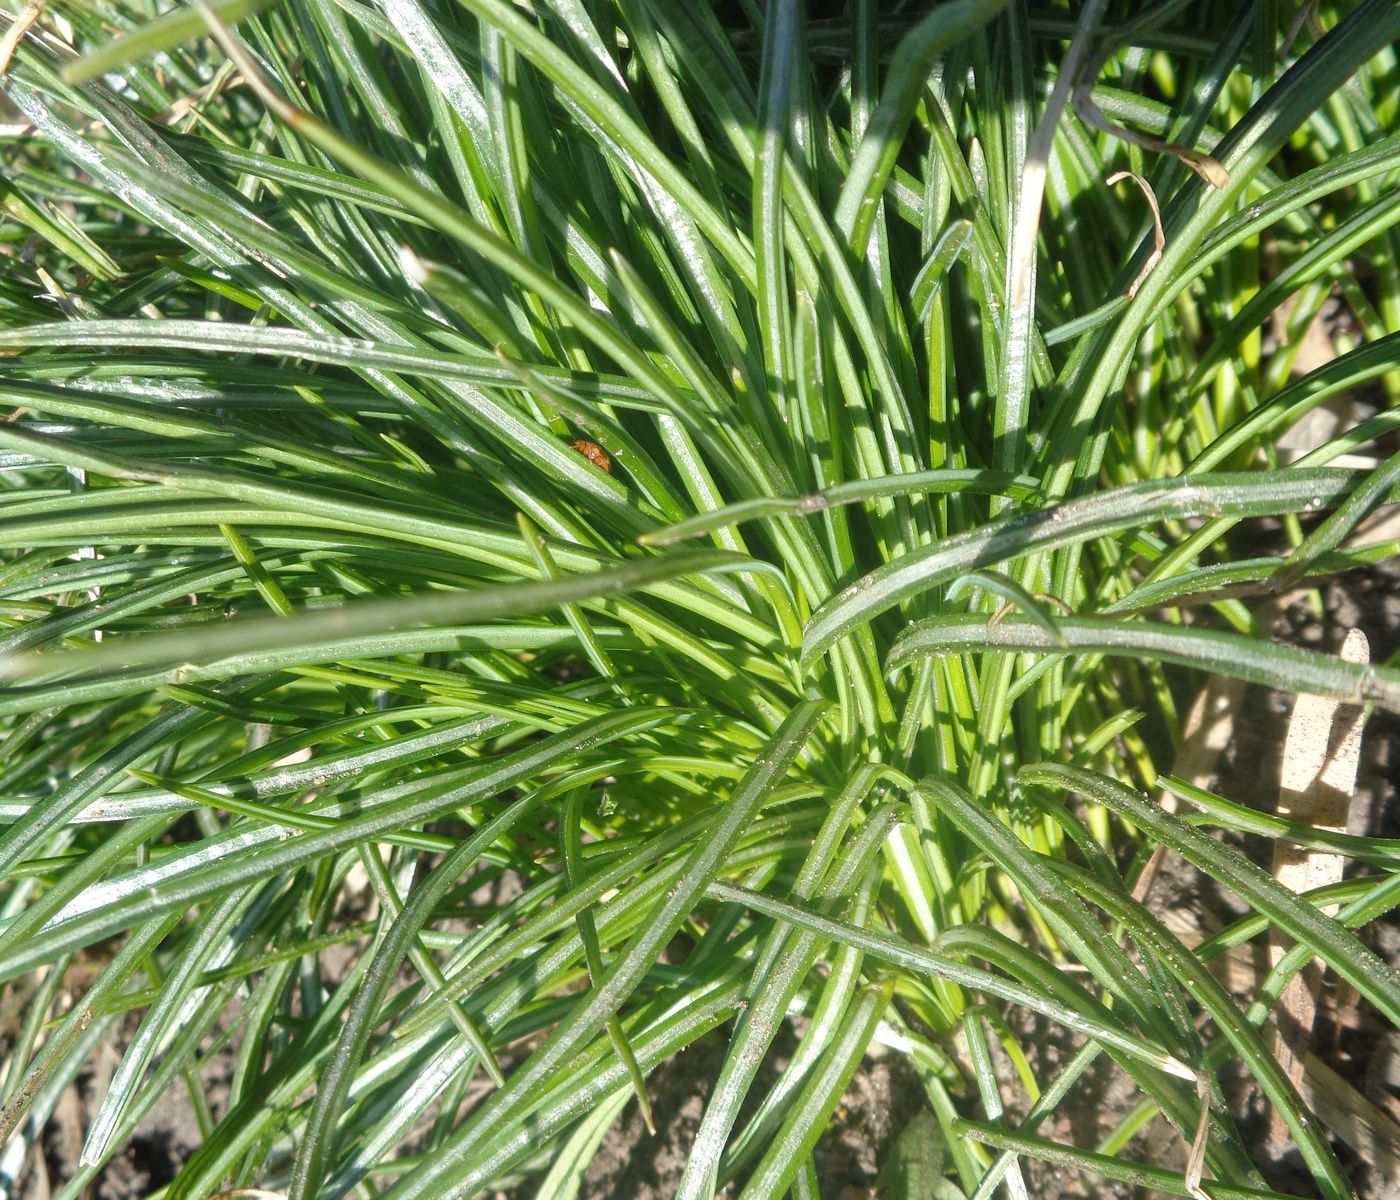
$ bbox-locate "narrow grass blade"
[1021,764,1400,1028]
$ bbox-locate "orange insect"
[569,438,612,473]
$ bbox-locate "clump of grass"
[1,3,1398,1198]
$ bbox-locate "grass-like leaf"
[3,2,1398,1196]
